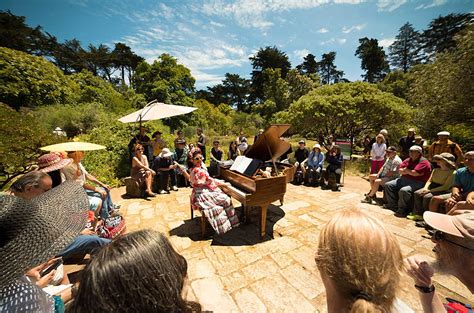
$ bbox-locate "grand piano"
[219,124,295,238]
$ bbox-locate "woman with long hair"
[68,230,200,313]
[315,208,411,313]
[176,150,239,235]
[228,141,239,161]
[131,143,156,197]
[370,134,386,174]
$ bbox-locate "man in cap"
[428,131,463,166]
[384,145,432,217]
[294,140,309,175]
[445,151,474,215]
[399,128,416,160]
[405,212,474,311]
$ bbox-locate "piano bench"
[190,196,207,238]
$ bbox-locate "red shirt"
[400,157,432,183]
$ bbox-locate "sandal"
[145,191,156,197]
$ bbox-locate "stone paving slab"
[111,175,473,312]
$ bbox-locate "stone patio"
[110,175,472,312]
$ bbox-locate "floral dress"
[190,166,239,234]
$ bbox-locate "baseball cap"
[424,212,474,249]
[298,140,305,144]
[409,145,422,152]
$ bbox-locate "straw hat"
[433,153,456,168]
[0,181,88,288]
[424,212,474,250]
[37,153,72,173]
[158,148,173,158]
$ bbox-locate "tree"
[389,22,421,72]
[249,46,291,103]
[84,44,115,81]
[285,69,318,103]
[275,82,412,141]
[420,13,473,61]
[222,73,250,112]
[408,26,474,150]
[53,39,87,74]
[318,52,344,85]
[355,38,390,83]
[111,42,144,85]
[297,53,318,76]
[378,70,411,100]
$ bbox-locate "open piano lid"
[245,124,291,162]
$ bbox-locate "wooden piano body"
[219,124,295,238]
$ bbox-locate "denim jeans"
[57,235,110,261]
[85,189,115,219]
[384,177,425,213]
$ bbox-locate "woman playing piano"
[175,151,240,235]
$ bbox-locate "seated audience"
[409,153,456,221]
[174,129,187,149]
[237,137,248,154]
[316,208,412,312]
[405,212,473,312]
[294,140,309,178]
[209,140,223,177]
[151,130,166,160]
[176,151,239,235]
[63,151,119,218]
[304,144,325,186]
[174,139,189,187]
[370,134,386,174]
[384,145,432,217]
[322,145,344,191]
[10,173,111,263]
[68,230,201,313]
[130,143,156,197]
[444,151,474,215]
[362,146,402,204]
[399,128,416,160]
[153,148,178,194]
[25,257,71,302]
[228,141,239,161]
[37,152,71,187]
[428,131,463,166]
[0,181,88,312]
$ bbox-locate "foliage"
[0,47,76,109]
[276,82,412,141]
[296,53,318,76]
[199,73,250,111]
[377,70,411,100]
[355,38,390,83]
[408,26,474,150]
[0,103,61,189]
[249,46,291,103]
[389,22,421,72]
[318,52,344,84]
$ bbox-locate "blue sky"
[2,0,472,89]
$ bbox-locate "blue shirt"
[453,167,474,193]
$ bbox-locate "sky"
[2,0,472,89]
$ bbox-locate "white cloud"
[377,0,407,12]
[293,49,311,60]
[379,38,395,49]
[342,23,366,33]
[317,27,329,33]
[320,38,347,45]
[201,0,365,30]
[415,0,447,10]
[209,21,225,27]
[192,70,224,88]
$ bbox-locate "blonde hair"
[315,208,403,313]
[376,134,385,143]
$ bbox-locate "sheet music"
[230,156,253,173]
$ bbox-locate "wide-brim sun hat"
[0,181,88,288]
[424,212,474,250]
[159,148,173,158]
[37,153,72,173]
[313,144,321,150]
[433,153,456,168]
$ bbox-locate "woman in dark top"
[209,140,223,177]
[228,141,239,160]
[323,145,344,191]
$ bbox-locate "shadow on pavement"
[169,204,285,246]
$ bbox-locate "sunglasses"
[432,230,474,251]
[136,148,144,152]
[193,157,202,161]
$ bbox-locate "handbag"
[97,216,126,239]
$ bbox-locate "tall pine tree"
[355,38,390,83]
[389,22,421,72]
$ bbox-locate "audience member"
[254,129,264,143]
[196,128,207,161]
[128,126,152,163]
[153,148,178,194]
[130,143,156,197]
[368,129,390,150]
[37,152,72,187]
[304,144,325,186]
[237,137,248,154]
[294,140,309,178]
[176,150,239,235]
[0,181,88,312]
[228,140,239,161]
[445,151,474,215]
[399,128,416,160]
[405,212,474,312]
[174,139,189,187]
[68,230,201,313]
[384,145,432,217]
[409,153,456,221]
[370,134,386,174]
[173,129,186,149]
[236,130,245,144]
[428,131,463,166]
[209,140,223,177]
[362,146,402,204]
[151,130,166,160]
[362,135,372,155]
[323,145,344,191]
[316,208,411,313]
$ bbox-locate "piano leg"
[260,205,267,238]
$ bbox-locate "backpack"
[293,168,304,185]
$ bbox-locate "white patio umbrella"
[118,100,197,125]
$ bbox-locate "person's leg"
[396,180,424,216]
[57,235,111,261]
[383,178,401,210]
[170,169,178,190]
[412,189,426,216]
[145,171,153,193]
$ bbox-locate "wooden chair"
[190,196,206,237]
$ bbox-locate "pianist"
[176,151,240,235]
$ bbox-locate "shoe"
[159,190,167,195]
[394,210,408,218]
[145,191,156,197]
[415,221,427,228]
[113,204,121,210]
[406,213,415,219]
[172,186,178,191]
[407,214,423,221]
[361,196,373,204]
